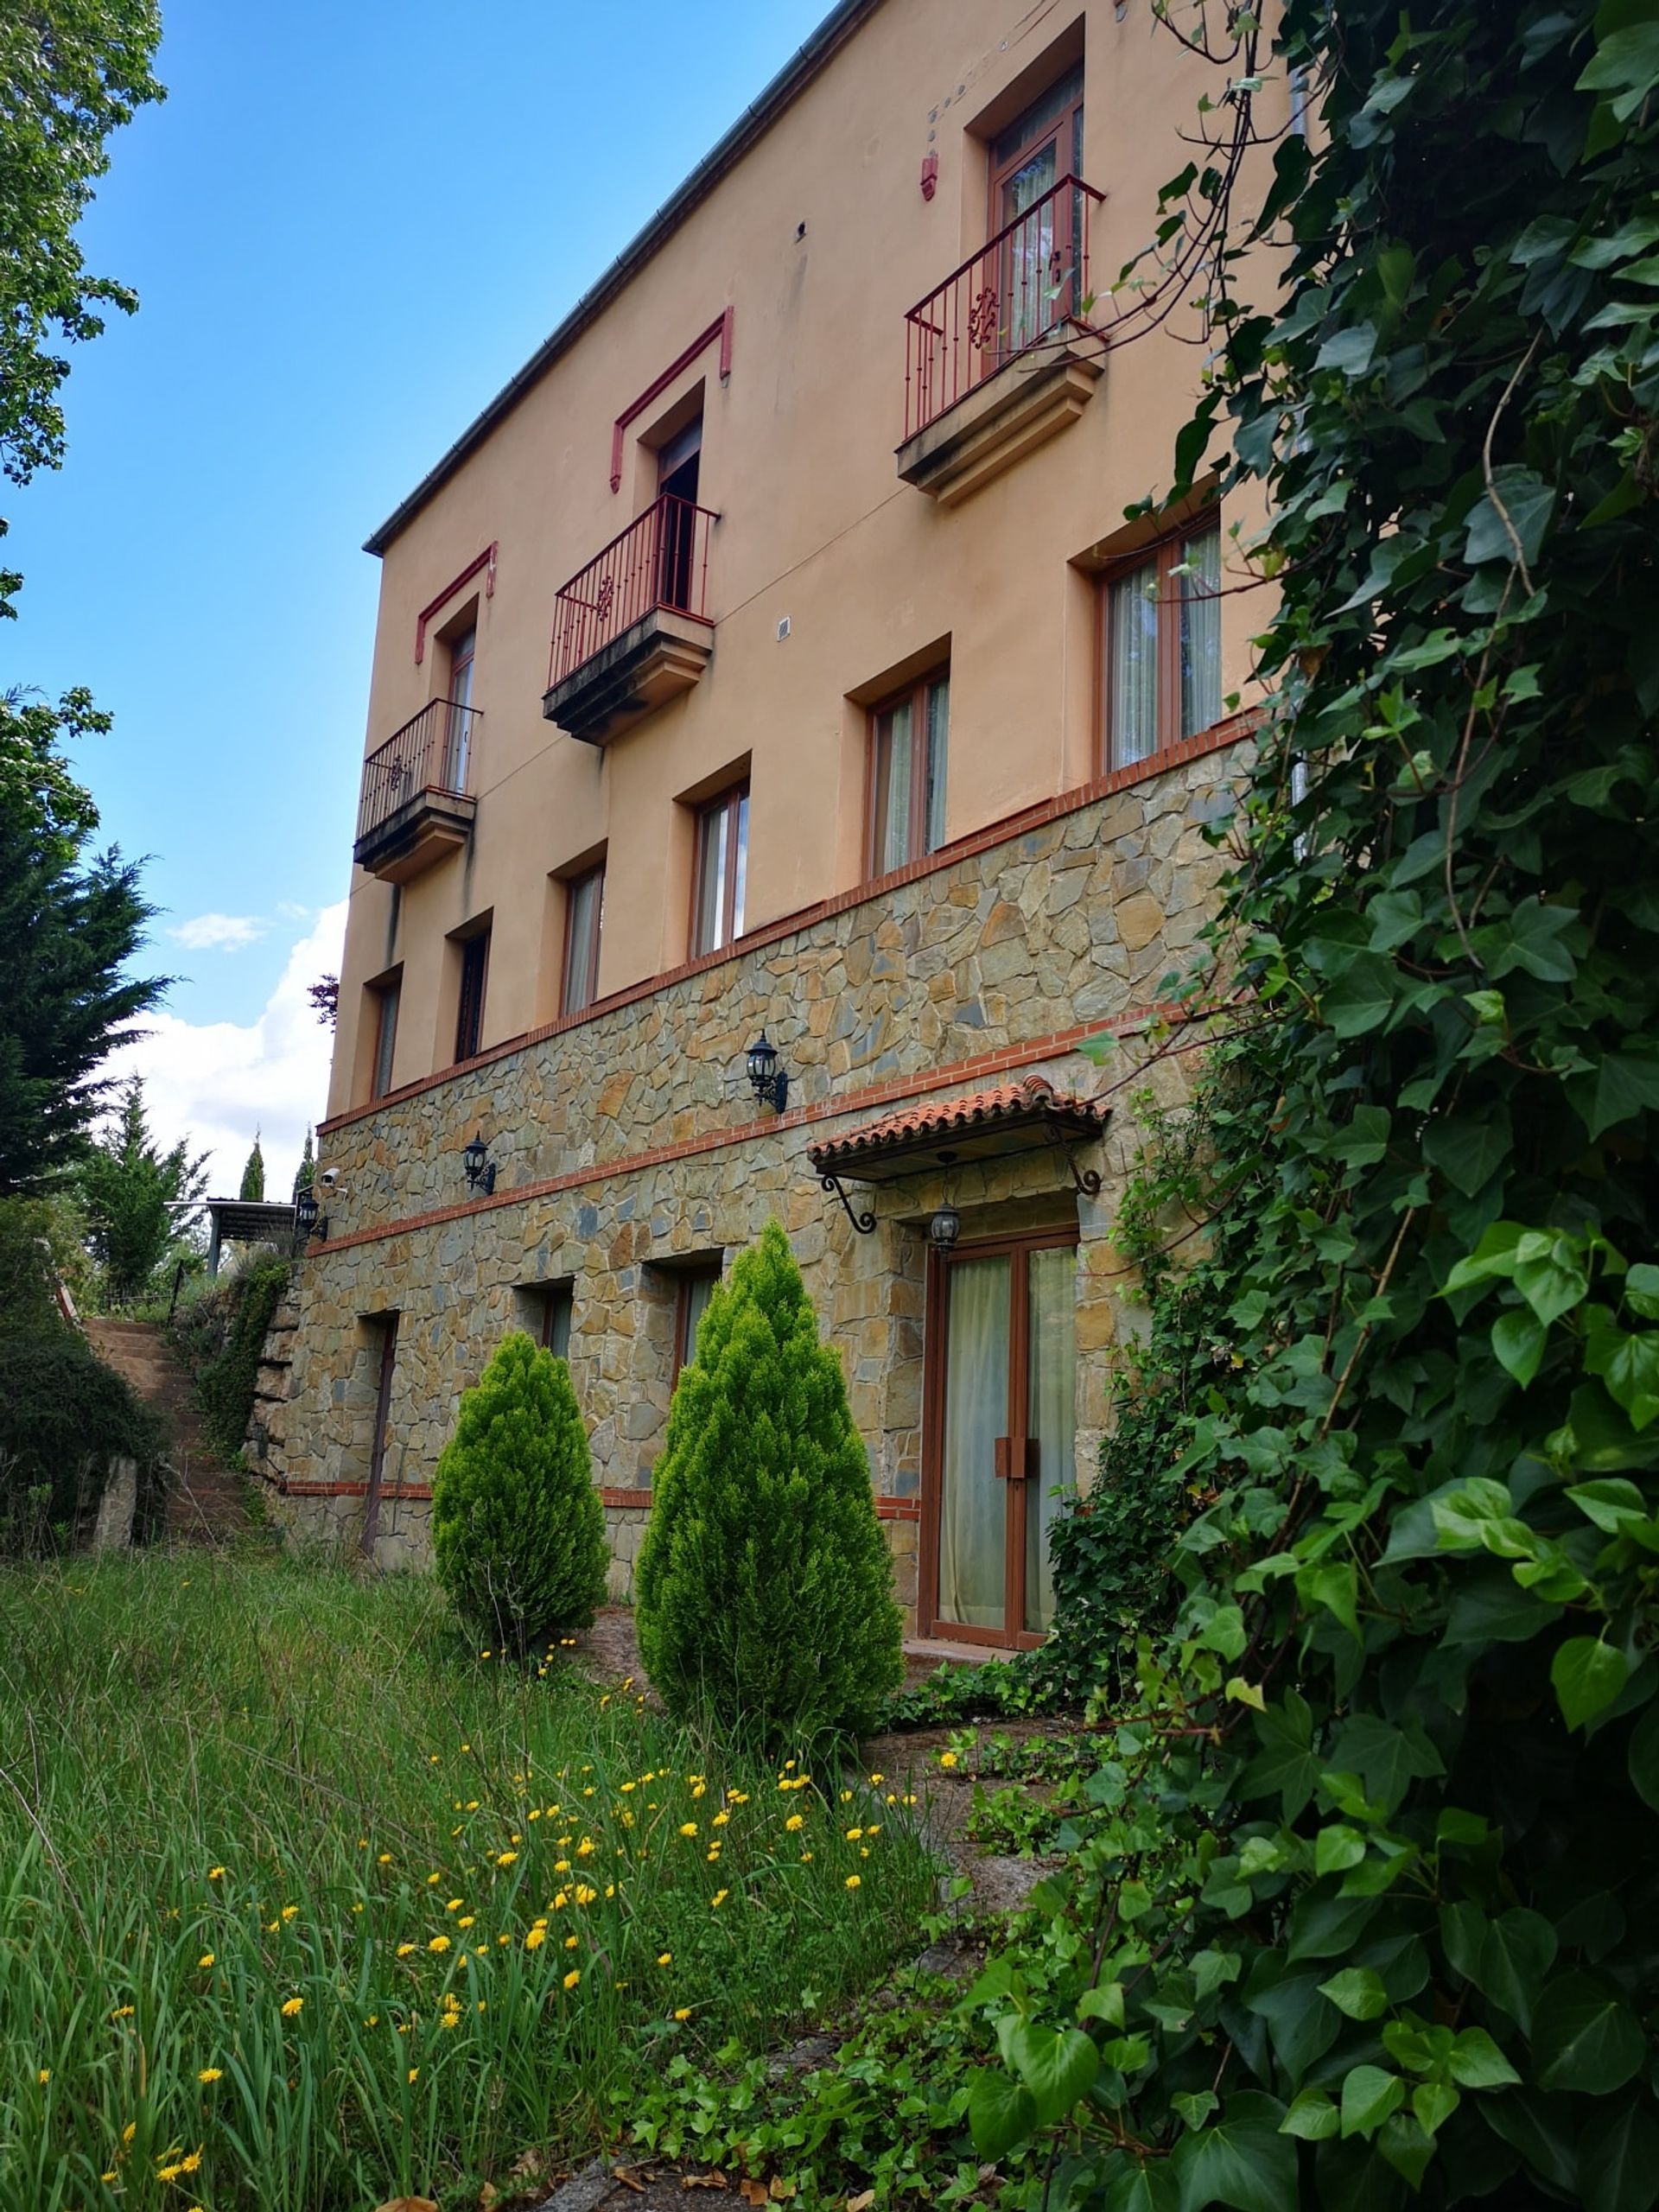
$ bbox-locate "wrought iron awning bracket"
[1040,1111,1104,1198]
[819,1170,877,1236]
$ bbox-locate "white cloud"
[168,912,270,952]
[106,904,347,1197]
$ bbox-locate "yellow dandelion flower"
[408,2066,419,2083]
[37,2069,49,2085]
[461,1741,472,1751]
[576,1838,595,1857]
[197,1952,215,1968]
[563,1968,582,1990]
[207,1866,226,1881]
[728,1790,750,1805]
[158,2161,185,2183]
[658,1951,673,1967]
[574,1883,597,1905]
[281,1996,303,2017]
[846,1827,864,1842]
[564,1934,579,1950]
[938,1751,958,1770]
[426,1872,442,1886]
[428,1936,451,1954]
[440,2012,459,2030]
[446,1897,463,1912]
[710,1888,728,1909]
[496,1851,518,1866]
[712,1810,730,1827]
[845,1874,861,1891]
[869,1772,885,1786]
[620,1781,637,1794]
[678,1821,698,1838]
[281,1904,299,1921]
[785,1813,805,1832]
[111,2004,135,2020]
[800,1851,814,1863]
[378,1853,392,1865]
[124,2123,137,2145]
[183,2152,202,2173]
[458,1914,475,1929]
[674,2006,692,2021]
[397,1942,416,1957]
[102,2173,118,2184]
[524,1927,546,1951]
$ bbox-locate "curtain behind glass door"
[938,1255,1011,1630]
[1024,1244,1078,1633]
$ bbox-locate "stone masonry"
[267,731,1249,1621]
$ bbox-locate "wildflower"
[679,1822,698,1838]
[861,1847,870,1859]
[555,1859,571,1874]
[785,1813,805,1832]
[710,1889,729,1909]
[397,1942,416,1957]
[158,2162,186,2183]
[846,1827,864,1842]
[524,1927,546,1951]
[728,1790,749,1805]
[867,1822,882,1836]
[111,2005,134,2019]
[207,1866,226,1881]
[440,2012,459,2030]
[496,1851,518,1866]
[938,1752,958,1770]
[674,2006,692,2021]
[37,2069,49,2085]
[658,1952,673,1967]
[281,1904,299,1921]
[563,1968,582,1990]
[281,1996,303,2017]
[198,1952,215,1968]
[576,1838,595,1858]
[564,1934,579,1950]
[845,1874,861,1891]
[574,1883,597,1905]
[467,1800,480,1811]
[461,1742,472,1752]
[712,1810,730,1827]
[800,1851,814,1863]
[458,1915,476,1929]
[446,1897,464,1912]
[869,1773,884,1786]
[428,1936,451,1954]
[408,2067,419,2083]
[839,1789,853,1803]
[197,2066,222,2085]
[426,1872,442,1885]
[182,2152,202,2173]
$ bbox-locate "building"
[264,0,1276,1651]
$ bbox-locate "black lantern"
[294,1185,323,1243]
[745,1033,789,1114]
[462,1131,497,1196]
[929,1204,961,1255]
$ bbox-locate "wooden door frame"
[361,1313,399,1558]
[918,1223,1078,1649]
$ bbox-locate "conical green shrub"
[635,1219,905,1742]
[431,1332,609,1653]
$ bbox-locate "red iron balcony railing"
[902,174,1107,442]
[355,697,481,849]
[548,492,717,690]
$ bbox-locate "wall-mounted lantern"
[928,1204,961,1256]
[461,1131,498,1197]
[745,1033,790,1115]
[294,1185,326,1245]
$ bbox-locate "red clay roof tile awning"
[807,1074,1109,1186]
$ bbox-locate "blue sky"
[6,0,830,1190]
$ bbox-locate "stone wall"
[273,734,1248,1613]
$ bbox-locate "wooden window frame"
[454,928,490,1064]
[918,1223,1079,1652]
[1099,518,1222,772]
[672,1263,722,1386]
[536,1281,574,1359]
[369,975,401,1102]
[867,666,950,879]
[987,63,1085,227]
[560,861,605,1015]
[690,781,749,958]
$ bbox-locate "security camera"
[320,1168,340,1189]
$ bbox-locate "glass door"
[926,1229,1078,1646]
[988,64,1084,363]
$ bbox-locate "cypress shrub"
[635,1219,904,1745]
[430,1332,608,1653]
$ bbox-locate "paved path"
[84,1318,253,1543]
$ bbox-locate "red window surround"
[610,309,734,493]
[414,543,497,664]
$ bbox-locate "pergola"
[203,1198,300,1276]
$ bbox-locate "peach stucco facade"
[273,0,1284,1646]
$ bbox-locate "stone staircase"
[84,1319,253,1543]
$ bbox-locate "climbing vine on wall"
[965,2,1659,2205]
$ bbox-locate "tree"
[635,1220,904,1745]
[307,976,338,1028]
[0,2,163,616]
[966,2,1659,2202]
[238,1131,264,1203]
[292,1128,315,1202]
[0,691,166,1194]
[430,1332,610,1653]
[79,1075,207,1305]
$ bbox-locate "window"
[691,783,748,957]
[454,928,490,1062]
[369,976,400,1100]
[870,670,950,874]
[656,410,702,613]
[988,64,1085,357]
[533,1282,574,1360]
[1103,522,1222,768]
[444,626,476,790]
[562,862,605,1014]
[673,1263,721,1384]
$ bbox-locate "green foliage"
[0,3,163,612]
[430,1331,609,1653]
[635,1221,905,1747]
[174,1254,291,1462]
[0,1194,79,1341]
[0,1332,162,1551]
[952,2,1659,2203]
[0,694,167,1196]
[292,1127,315,1202]
[237,1131,264,1203]
[79,1074,207,1305]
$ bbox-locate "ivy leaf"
[1447,2028,1522,2088]
[1579,2094,1659,2212]
[1532,1974,1648,2095]
[1588,1329,1659,1429]
[1339,2066,1405,2139]
[1577,23,1659,121]
[1624,1263,1659,1321]
[1313,1827,1368,1879]
[1173,2091,1221,2133]
[1412,2082,1460,2138]
[1514,1237,1591,1327]
[1170,2094,1298,2212]
[1552,1637,1630,1731]
[1377,2113,1437,2190]
[1322,952,1399,1038]
[1318,1967,1389,2019]
[1478,1910,1559,2034]
[1079,1982,1127,2027]
[1493,1308,1548,1386]
[1002,2022,1099,2126]
[1567,1478,1649,1535]
[1316,323,1378,378]
[1331,1713,1445,1811]
[1463,465,1556,568]
[966,2069,1038,2159]
[1279,2088,1340,2141]
[1424,1113,1510,1197]
[1243,1690,1320,1816]
[1106,2163,1180,2212]
[1298,1560,1361,1640]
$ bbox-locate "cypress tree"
[238,1131,264,1202]
[635,1218,904,1744]
[431,1332,608,1653]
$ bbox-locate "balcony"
[898,175,1107,506]
[353,698,480,884]
[542,493,717,746]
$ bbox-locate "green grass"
[0,1554,936,2212]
